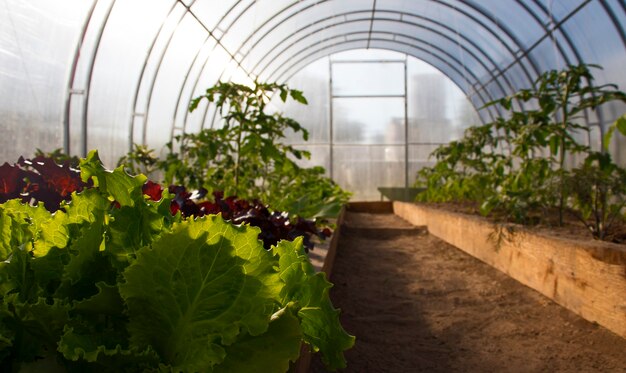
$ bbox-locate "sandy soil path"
[311,212,626,372]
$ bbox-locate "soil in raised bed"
[310,212,626,372]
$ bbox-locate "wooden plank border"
[393,201,626,339]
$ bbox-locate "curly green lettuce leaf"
[37,189,109,256]
[119,216,280,371]
[79,150,146,207]
[0,297,70,362]
[58,326,159,371]
[106,201,167,257]
[71,282,124,316]
[0,209,32,261]
[0,200,51,242]
[273,238,354,370]
[214,304,302,373]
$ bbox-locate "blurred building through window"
[275,49,481,200]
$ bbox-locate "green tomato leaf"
[548,136,559,156]
[119,216,279,371]
[604,125,616,151]
[616,114,626,135]
[290,90,308,105]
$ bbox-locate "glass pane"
[333,145,405,201]
[332,62,404,96]
[409,144,441,181]
[333,97,405,144]
[407,58,479,144]
[290,145,331,175]
[275,57,331,144]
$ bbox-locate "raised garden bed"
[305,201,626,372]
[393,201,626,339]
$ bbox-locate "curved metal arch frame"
[62,0,117,157]
[191,11,512,112]
[280,43,495,126]
[230,0,538,86]
[452,0,541,78]
[81,0,117,157]
[128,0,255,150]
[215,0,542,123]
[269,31,495,103]
[233,8,531,121]
[138,6,190,147]
[526,0,599,144]
[470,0,591,98]
[127,1,180,152]
[264,30,505,118]
[589,0,626,49]
[62,0,626,157]
[62,0,98,155]
[170,34,211,140]
[179,40,224,133]
[180,0,564,130]
[270,34,500,123]
[250,11,512,94]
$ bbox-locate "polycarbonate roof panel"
[87,0,177,164]
[0,0,94,162]
[144,13,208,152]
[189,0,239,33]
[561,1,626,86]
[255,19,373,79]
[2,0,626,165]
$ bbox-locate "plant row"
[0,154,328,252]
[415,64,626,241]
[0,150,354,372]
[118,81,351,220]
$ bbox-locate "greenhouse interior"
[1,0,626,372]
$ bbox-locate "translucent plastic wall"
[1,0,625,182]
[277,49,480,201]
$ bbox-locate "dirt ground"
[310,212,626,373]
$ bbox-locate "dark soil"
[310,212,626,373]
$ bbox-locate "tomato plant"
[120,81,350,219]
[415,64,626,238]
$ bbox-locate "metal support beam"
[63,0,98,156]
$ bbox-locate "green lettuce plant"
[0,150,354,372]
